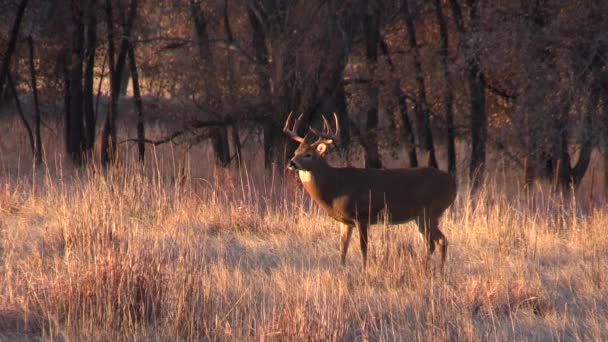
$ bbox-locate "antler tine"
[309,113,341,145]
[332,112,340,142]
[282,111,293,131]
[283,112,306,143]
[321,115,330,133]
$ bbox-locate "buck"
[284,113,457,269]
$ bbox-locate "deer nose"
[287,160,299,170]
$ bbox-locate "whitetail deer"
[284,112,457,269]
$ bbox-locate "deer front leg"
[340,223,354,265]
[356,221,369,269]
[417,215,448,271]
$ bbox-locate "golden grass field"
[1,117,608,340]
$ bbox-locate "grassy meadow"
[1,117,608,340]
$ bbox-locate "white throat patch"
[298,170,312,183]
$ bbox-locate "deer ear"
[316,142,331,156]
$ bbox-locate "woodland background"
[1,0,607,189]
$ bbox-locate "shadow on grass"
[0,307,41,338]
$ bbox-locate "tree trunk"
[379,38,418,167]
[403,0,437,169]
[552,104,571,189]
[524,1,555,185]
[363,2,382,169]
[27,37,42,164]
[398,97,419,167]
[118,68,130,97]
[66,0,86,165]
[127,42,145,162]
[101,0,117,165]
[231,123,242,166]
[450,0,486,187]
[247,4,275,169]
[212,128,231,167]
[435,0,456,177]
[8,74,35,157]
[270,46,298,169]
[262,121,274,170]
[364,97,383,169]
[62,50,71,158]
[597,49,608,195]
[467,0,487,187]
[468,59,487,186]
[334,81,351,147]
[247,3,270,97]
[0,0,28,103]
[112,0,136,97]
[83,0,97,155]
[191,0,230,167]
[602,78,608,195]
[569,80,598,188]
[223,0,240,168]
[101,0,137,165]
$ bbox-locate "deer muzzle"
[287,159,301,170]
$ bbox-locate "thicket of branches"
[1,0,608,190]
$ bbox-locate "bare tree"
[0,0,28,103]
[65,0,86,165]
[379,38,418,167]
[190,0,230,167]
[362,1,382,168]
[403,0,437,169]
[434,0,456,177]
[246,2,273,168]
[8,74,35,157]
[450,0,487,187]
[101,0,137,166]
[223,0,242,166]
[127,42,145,162]
[26,36,42,163]
[247,0,354,169]
[83,0,97,155]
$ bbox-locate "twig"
[117,119,233,146]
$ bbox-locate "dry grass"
[1,121,608,340]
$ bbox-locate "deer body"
[299,165,456,227]
[284,113,457,269]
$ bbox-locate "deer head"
[283,112,340,171]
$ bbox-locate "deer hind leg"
[433,226,448,270]
[340,223,354,265]
[417,216,448,270]
[356,221,369,269]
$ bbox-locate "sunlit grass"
[1,117,607,339]
[1,153,607,340]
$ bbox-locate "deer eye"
[303,152,313,158]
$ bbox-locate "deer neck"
[298,163,335,203]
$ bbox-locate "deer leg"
[417,216,448,270]
[417,215,435,273]
[432,225,448,270]
[357,221,369,269]
[340,223,354,265]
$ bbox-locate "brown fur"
[288,142,457,269]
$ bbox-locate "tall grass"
[1,118,607,339]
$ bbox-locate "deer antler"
[309,112,340,146]
[283,112,306,143]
